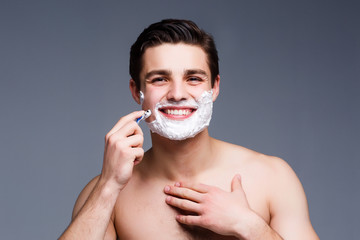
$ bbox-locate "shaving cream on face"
[139,91,145,104]
[146,90,213,141]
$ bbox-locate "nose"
[166,81,189,102]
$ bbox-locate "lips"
[158,106,196,120]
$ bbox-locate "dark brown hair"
[129,19,219,90]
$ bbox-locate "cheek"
[186,83,213,99]
[190,89,213,102]
[141,94,161,122]
[194,89,209,99]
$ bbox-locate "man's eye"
[152,77,166,82]
[151,77,166,83]
[188,77,202,82]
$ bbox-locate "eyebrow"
[185,69,209,78]
[144,69,208,79]
[144,70,172,80]
[184,69,208,77]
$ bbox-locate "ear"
[211,75,220,102]
[129,79,141,104]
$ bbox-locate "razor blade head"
[136,109,152,124]
[144,109,151,118]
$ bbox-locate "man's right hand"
[59,111,146,240]
[99,110,145,190]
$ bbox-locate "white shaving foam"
[146,90,213,140]
[139,91,144,104]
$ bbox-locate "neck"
[144,129,217,181]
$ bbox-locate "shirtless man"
[59,19,319,240]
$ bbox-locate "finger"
[132,147,144,163]
[165,196,201,213]
[176,215,202,227]
[122,120,144,138]
[176,182,210,193]
[107,111,144,137]
[124,134,144,148]
[231,175,250,207]
[164,185,203,203]
[109,120,143,143]
[231,174,243,192]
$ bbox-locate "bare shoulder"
[215,139,318,239]
[214,139,303,197]
[215,140,294,170]
[214,138,292,174]
[72,175,100,219]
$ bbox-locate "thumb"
[231,174,243,192]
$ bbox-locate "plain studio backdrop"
[0,1,359,239]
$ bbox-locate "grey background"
[0,0,359,239]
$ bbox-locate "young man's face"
[133,43,219,123]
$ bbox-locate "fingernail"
[174,182,181,187]
[164,186,170,192]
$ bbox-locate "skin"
[59,43,319,240]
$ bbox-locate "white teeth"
[165,109,191,116]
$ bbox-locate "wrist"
[97,176,124,196]
[232,211,275,240]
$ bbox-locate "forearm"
[59,179,120,240]
[233,213,283,240]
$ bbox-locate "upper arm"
[71,175,117,240]
[72,176,99,219]
[268,158,319,240]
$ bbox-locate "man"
[60,19,319,239]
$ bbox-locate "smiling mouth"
[158,107,197,119]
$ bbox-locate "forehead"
[141,43,210,76]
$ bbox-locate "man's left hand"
[164,174,260,237]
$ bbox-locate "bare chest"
[113,177,269,240]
